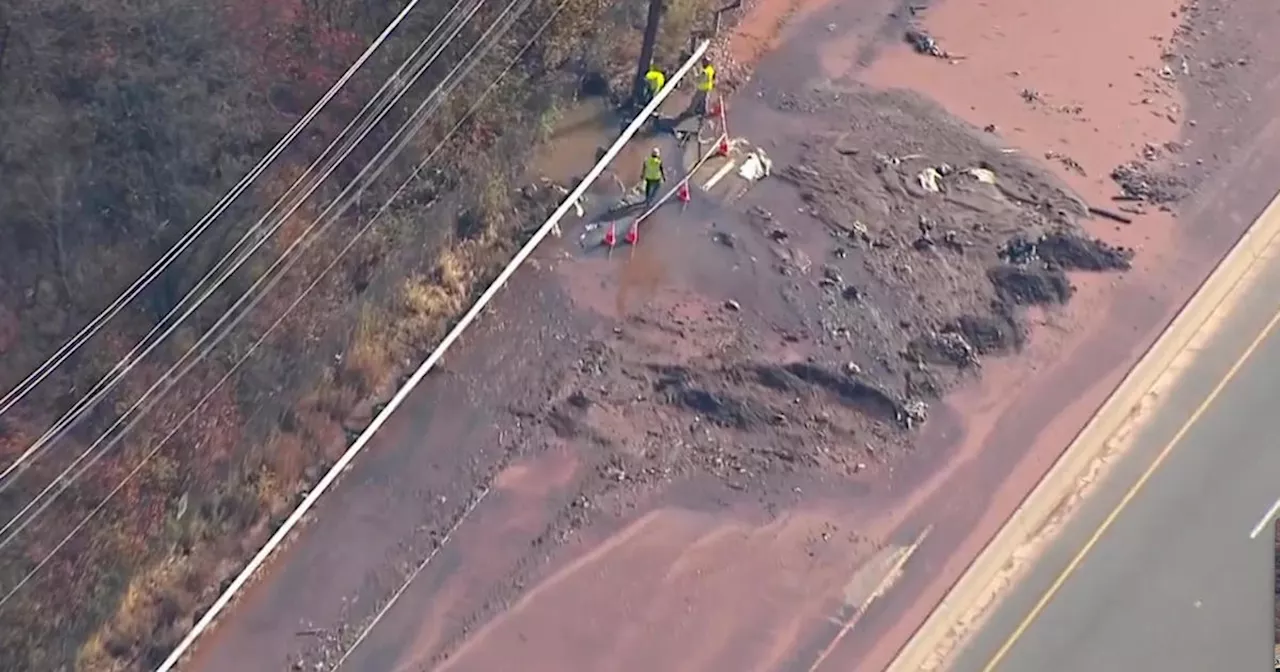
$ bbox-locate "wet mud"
[183,0,1280,670]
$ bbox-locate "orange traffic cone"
[624,220,639,245]
[603,221,616,248]
[677,180,691,204]
[716,135,730,157]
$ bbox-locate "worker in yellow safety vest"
[643,67,666,105]
[642,147,666,205]
[692,57,715,117]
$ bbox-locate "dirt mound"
[988,265,1073,305]
[653,365,776,430]
[767,363,907,424]
[649,361,912,432]
[951,310,1026,354]
[1110,160,1191,204]
[364,82,1147,669]
[1002,232,1134,271]
[760,84,1126,403]
[906,330,980,369]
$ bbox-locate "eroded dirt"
[281,56,1133,672]
[182,0,1280,670]
[840,0,1280,669]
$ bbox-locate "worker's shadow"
[603,114,679,143]
[593,199,647,222]
[575,103,698,225]
[548,104,680,142]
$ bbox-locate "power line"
[0,3,567,620]
[0,0,486,492]
[0,0,489,544]
[0,0,526,568]
[159,37,713,672]
[0,0,479,488]
[0,0,437,421]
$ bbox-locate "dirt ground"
[183,0,1280,670]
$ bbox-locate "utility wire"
[0,0,553,614]
[0,0,533,568]
[0,0,437,421]
[0,0,486,492]
[0,0,489,545]
[159,35,713,672]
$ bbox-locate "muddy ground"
[542,82,1136,509]
[184,0,1280,669]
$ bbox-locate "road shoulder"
[889,169,1280,672]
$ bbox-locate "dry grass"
[341,305,394,394]
[658,0,706,60]
[78,227,506,672]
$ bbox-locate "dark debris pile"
[1110,161,1190,204]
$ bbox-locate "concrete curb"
[886,185,1280,671]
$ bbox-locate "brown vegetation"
[0,0,716,668]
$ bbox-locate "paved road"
[950,249,1280,672]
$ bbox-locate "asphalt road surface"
[949,249,1280,672]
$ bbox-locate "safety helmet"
[651,147,660,157]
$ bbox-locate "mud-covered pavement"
[185,0,1280,670]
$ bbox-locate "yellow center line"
[982,304,1280,671]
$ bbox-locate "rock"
[724,299,741,312]
[566,390,592,409]
[1035,232,1134,271]
[904,28,947,58]
[898,399,929,429]
[998,234,1039,264]
[1110,160,1189,203]
[942,230,965,253]
[916,167,942,193]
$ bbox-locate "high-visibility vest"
[696,64,715,92]
[645,69,665,93]
[643,156,663,181]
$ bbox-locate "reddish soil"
[183,0,1280,670]
[827,0,1280,668]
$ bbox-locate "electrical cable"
[0,0,440,421]
[0,0,487,491]
[0,0,536,574]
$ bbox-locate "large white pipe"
[155,38,711,672]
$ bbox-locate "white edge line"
[154,39,711,672]
[331,486,491,670]
[1248,496,1280,539]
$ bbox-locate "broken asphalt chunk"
[904,28,947,58]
